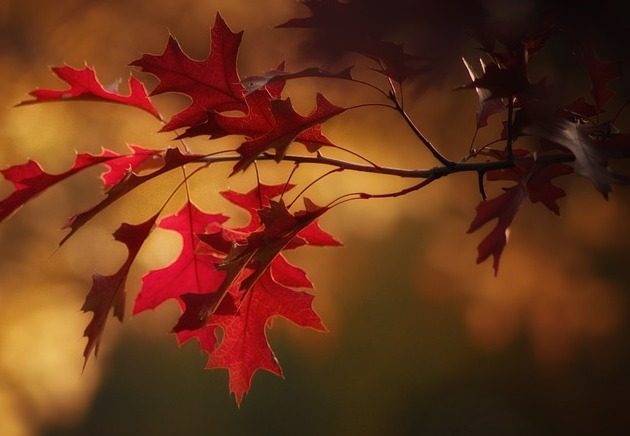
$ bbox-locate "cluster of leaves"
[3,1,630,403]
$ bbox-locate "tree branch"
[199,151,577,180]
[391,96,455,167]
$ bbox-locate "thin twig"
[391,96,455,166]
[323,144,380,168]
[280,163,300,202]
[327,176,438,209]
[287,168,344,209]
[506,96,514,160]
[477,170,487,200]
[253,161,263,208]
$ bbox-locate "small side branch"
[391,95,455,167]
[506,96,514,160]
[477,170,487,200]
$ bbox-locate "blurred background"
[1,1,630,435]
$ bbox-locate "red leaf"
[207,271,325,405]
[269,254,313,289]
[221,182,294,232]
[18,65,161,119]
[174,254,313,348]
[100,145,162,189]
[131,13,245,131]
[0,150,118,222]
[180,90,343,170]
[220,183,340,247]
[468,176,526,274]
[173,199,329,332]
[82,214,158,364]
[468,154,572,273]
[133,201,228,314]
[231,93,345,173]
[61,148,206,245]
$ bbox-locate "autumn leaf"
[1,150,120,223]
[527,119,628,197]
[207,270,325,405]
[462,58,505,128]
[100,145,162,189]
[83,214,158,364]
[61,148,206,245]
[131,13,245,131]
[458,61,530,99]
[219,183,341,246]
[174,198,329,332]
[133,201,228,314]
[220,183,294,232]
[129,183,337,403]
[231,93,345,173]
[180,89,344,172]
[17,65,161,119]
[468,152,572,273]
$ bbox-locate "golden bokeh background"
[1,1,630,435]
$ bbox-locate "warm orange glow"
[1,0,629,434]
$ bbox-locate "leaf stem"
[327,176,438,208]
[322,144,380,168]
[506,96,514,160]
[348,77,390,99]
[280,163,299,202]
[287,168,344,209]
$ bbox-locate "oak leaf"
[131,13,245,131]
[468,152,572,273]
[18,65,161,119]
[83,214,158,363]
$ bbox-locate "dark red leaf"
[468,153,572,273]
[82,214,158,364]
[459,61,529,99]
[221,183,294,232]
[462,58,505,128]
[180,90,343,171]
[231,93,345,173]
[220,183,340,247]
[131,13,245,131]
